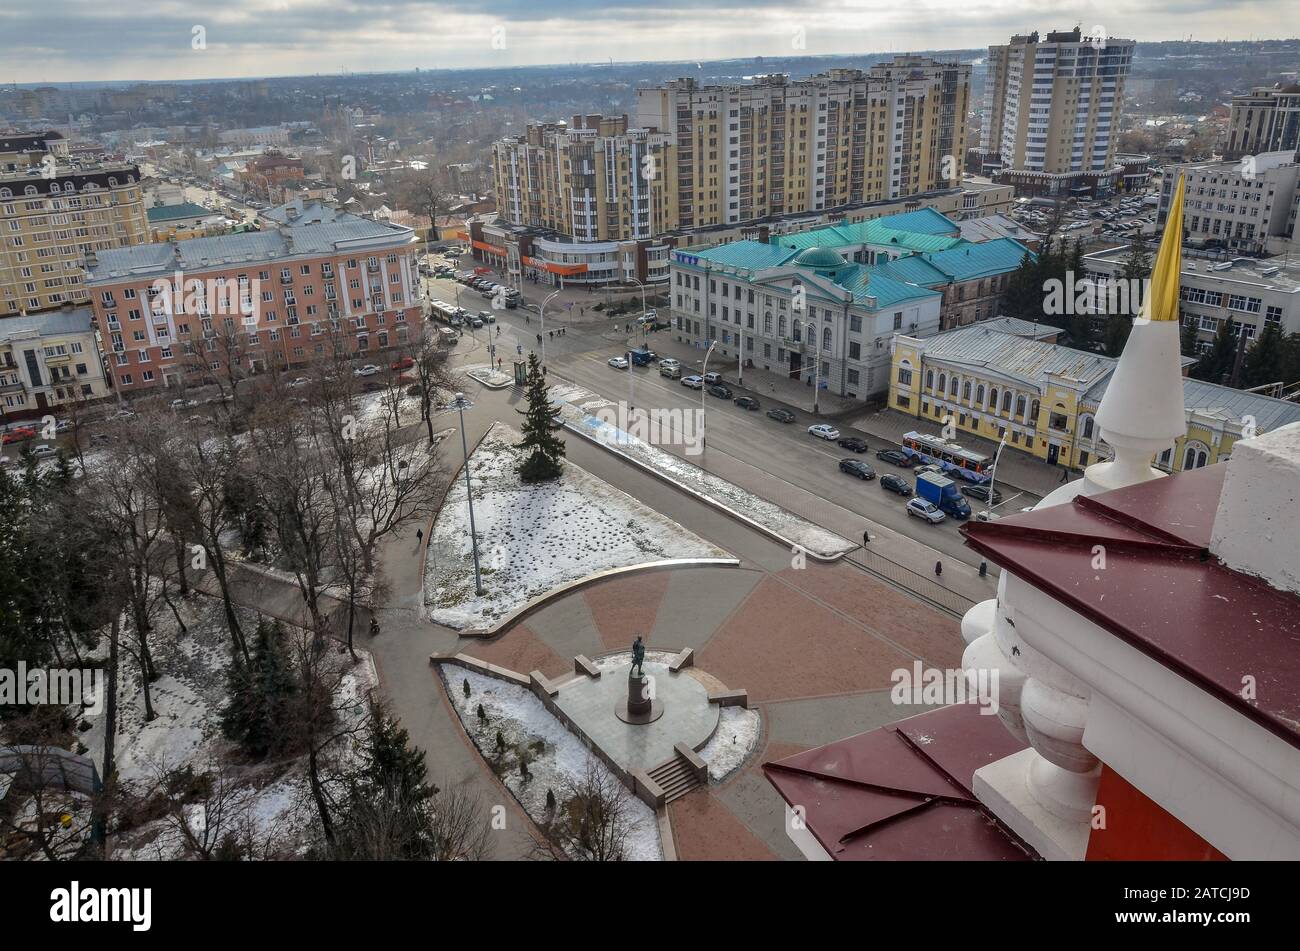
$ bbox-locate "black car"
[838,458,876,480]
[837,436,869,453]
[734,396,760,410]
[707,384,733,399]
[880,473,911,496]
[961,484,1003,505]
[766,408,796,423]
[876,449,910,466]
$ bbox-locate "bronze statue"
[631,636,646,677]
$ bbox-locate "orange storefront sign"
[521,255,587,276]
[472,239,507,256]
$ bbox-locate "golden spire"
[1143,174,1185,322]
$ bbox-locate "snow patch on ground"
[558,401,855,559]
[438,666,662,861]
[423,421,728,629]
[698,707,762,782]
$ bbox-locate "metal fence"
[843,548,979,620]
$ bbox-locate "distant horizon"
[2,0,1298,86]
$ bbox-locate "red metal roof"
[763,704,1036,860]
[961,464,1300,750]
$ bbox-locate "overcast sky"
[2,0,1295,84]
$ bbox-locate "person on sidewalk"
[863,530,870,546]
[369,616,380,637]
[417,528,424,544]
[1059,467,1069,484]
[934,561,943,578]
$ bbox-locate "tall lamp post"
[540,288,560,367]
[984,432,1009,522]
[628,277,648,337]
[701,340,716,450]
[452,392,485,596]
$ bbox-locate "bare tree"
[536,761,634,861]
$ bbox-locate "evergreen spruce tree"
[516,352,565,483]
[1241,322,1285,389]
[1003,252,1041,320]
[1192,320,1237,384]
[1180,316,1200,358]
[220,616,295,757]
[357,701,435,808]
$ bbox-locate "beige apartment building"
[979,29,1134,196]
[634,58,971,229]
[0,131,149,318]
[493,115,677,243]
[1224,83,1300,160]
[0,303,110,423]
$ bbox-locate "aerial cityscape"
[0,0,1297,921]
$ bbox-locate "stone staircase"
[646,750,704,804]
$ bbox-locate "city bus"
[429,300,461,326]
[900,431,992,484]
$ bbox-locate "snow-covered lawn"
[438,666,662,861]
[423,421,729,629]
[698,707,762,782]
[462,365,513,388]
[554,395,855,559]
[80,596,376,860]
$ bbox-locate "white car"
[659,357,680,371]
[681,375,704,389]
[808,424,841,440]
[287,376,312,388]
[353,365,381,377]
[702,371,723,386]
[906,498,946,524]
[107,409,136,421]
[30,444,56,458]
[608,356,629,370]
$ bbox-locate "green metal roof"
[146,201,212,223]
[792,246,848,269]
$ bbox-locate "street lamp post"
[540,289,560,367]
[701,340,716,450]
[453,392,485,596]
[984,432,1009,522]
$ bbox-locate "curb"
[560,415,853,563]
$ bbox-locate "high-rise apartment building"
[0,131,148,318]
[1225,83,1300,160]
[492,115,677,243]
[979,29,1134,196]
[634,58,971,229]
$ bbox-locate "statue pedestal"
[615,668,663,725]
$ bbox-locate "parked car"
[659,363,682,380]
[905,498,946,524]
[707,384,733,399]
[390,357,414,371]
[837,436,869,453]
[702,371,723,386]
[734,396,760,410]
[880,474,911,496]
[2,427,36,445]
[287,376,313,388]
[681,375,704,389]
[353,364,381,377]
[608,356,629,370]
[876,449,910,466]
[107,409,137,420]
[838,458,876,480]
[29,444,55,458]
[54,419,73,434]
[961,484,1004,505]
[766,408,796,423]
[808,424,841,441]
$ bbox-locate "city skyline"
[1,1,1297,84]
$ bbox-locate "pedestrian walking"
[862,530,870,546]
[416,528,424,543]
[1059,467,1069,484]
[548,330,553,340]
[369,616,380,637]
[934,561,943,578]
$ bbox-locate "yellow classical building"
[889,322,1300,473]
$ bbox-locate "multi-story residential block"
[1083,245,1300,352]
[493,115,677,244]
[83,199,419,395]
[0,303,110,423]
[888,324,1300,472]
[1155,152,1300,256]
[635,59,970,229]
[0,131,148,317]
[1224,83,1300,160]
[979,28,1135,197]
[239,151,306,201]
